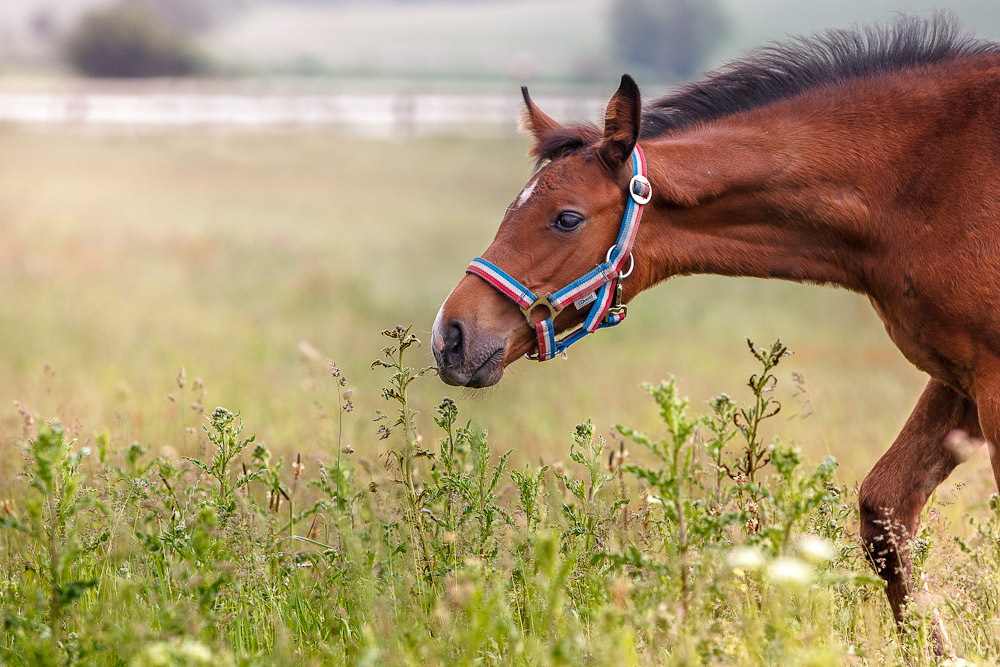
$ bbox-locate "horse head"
[432,75,650,387]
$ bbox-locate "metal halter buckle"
[519,293,559,325]
[607,281,627,319]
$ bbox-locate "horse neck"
[636,87,939,294]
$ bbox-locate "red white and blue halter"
[466,144,652,361]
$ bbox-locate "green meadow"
[0,127,997,664]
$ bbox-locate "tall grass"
[1,329,997,665]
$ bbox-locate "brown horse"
[431,14,1000,642]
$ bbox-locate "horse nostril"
[443,320,466,366]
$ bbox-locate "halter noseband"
[466,144,651,361]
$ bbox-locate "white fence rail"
[0,92,604,136]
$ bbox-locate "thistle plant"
[557,421,626,556]
[510,463,548,537]
[371,325,435,575]
[467,428,512,559]
[616,379,706,615]
[731,339,789,487]
[184,407,257,523]
[4,423,107,649]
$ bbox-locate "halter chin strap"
[466,144,651,361]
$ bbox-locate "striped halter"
[466,144,651,361]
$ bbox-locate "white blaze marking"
[514,178,538,209]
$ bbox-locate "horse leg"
[976,391,1000,492]
[858,378,979,645]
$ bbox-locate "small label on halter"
[573,292,597,310]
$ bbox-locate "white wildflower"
[796,534,835,564]
[176,639,214,663]
[767,556,813,587]
[941,658,975,667]
[727,546,765,573]
[131,638,219,667]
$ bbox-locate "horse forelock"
[528,124,602,169]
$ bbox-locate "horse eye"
[553,211,584,231]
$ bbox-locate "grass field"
[1,127,998,664]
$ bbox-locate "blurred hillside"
[3,0,1000,89]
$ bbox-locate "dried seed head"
[609,447,630,472]
[176,367,186,389]
[13,401,34,429]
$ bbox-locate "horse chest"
[868,287,975,395]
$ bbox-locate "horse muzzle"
[432,316,507,388]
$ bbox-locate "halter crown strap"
[467,144,650,361]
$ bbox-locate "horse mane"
[530,13,999,165]
[640,12,999,139]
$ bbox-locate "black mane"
[640,12,999,139]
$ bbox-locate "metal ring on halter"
[605,246,635,279]
[629,174,652,205]
[519,293,559,325]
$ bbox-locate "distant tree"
[611,0,727,80]
[64,2,203,78]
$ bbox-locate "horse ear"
[520,86,561,143]
[597,74,641,168]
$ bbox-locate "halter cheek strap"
[466,144,651,361]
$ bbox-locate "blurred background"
[2,0,999,86]
[1,0,998,509]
